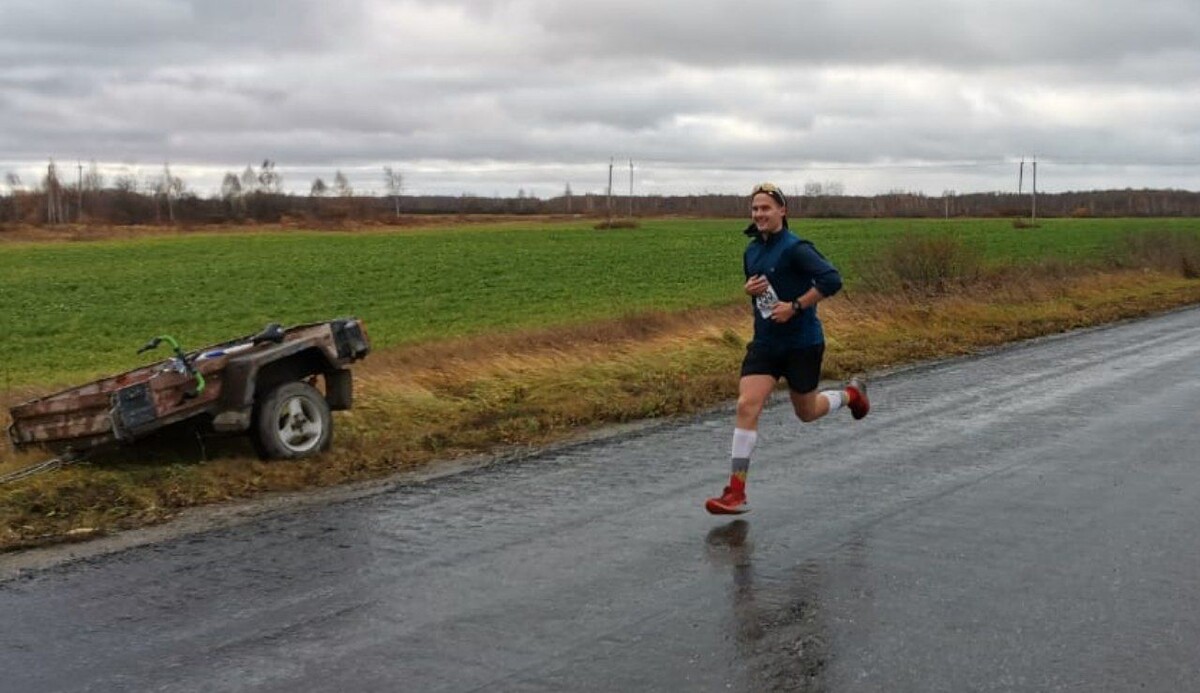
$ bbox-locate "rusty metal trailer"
[8,318,370,460]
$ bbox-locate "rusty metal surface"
[8,318,370,451]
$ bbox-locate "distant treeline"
[3,186,1199,226]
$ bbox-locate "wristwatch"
[791,299,802,312]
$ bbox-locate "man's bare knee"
[738,396,764,420]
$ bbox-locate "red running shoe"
[705,485,749,515]
[846,377,870,420]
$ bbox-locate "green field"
[2,217,1197,388]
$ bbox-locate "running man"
[705,182,869,515]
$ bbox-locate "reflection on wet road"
[706,519,828,691]
[3,307,1200,692]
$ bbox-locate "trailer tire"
[253,382,332,460]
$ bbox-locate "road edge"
[4,303,1198,580]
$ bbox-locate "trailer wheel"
[253,382,332,459]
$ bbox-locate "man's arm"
[769,242,842,322]
[791,242,842,298]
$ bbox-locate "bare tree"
[257,159,282,193]
[113,173,138,193]
[221,172,242,199]
[333,170,353,197]
[310,177,327,214]
[382,166,403,217]
[44,160,66,224]
[240,165,258,193]
[83,160,104,191]
[158,162,184,223]
[221,172,244,216]
[5,172,22,221]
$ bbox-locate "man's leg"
[783,344,869,423]
[706,375,775,514]
[736,374,776,429]
[789,380,869,423]
[732,373,775,482]
[789,388,843,422]
[784,343,841,423]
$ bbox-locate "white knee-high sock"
[731,428,757,476]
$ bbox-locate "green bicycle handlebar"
[137,334,206,398]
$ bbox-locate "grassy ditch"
[2,221,1200,550]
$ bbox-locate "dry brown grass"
[3,269,1200,551]
[0,215,586,245]
[1116,229,1200,279]
[855,232,984,295]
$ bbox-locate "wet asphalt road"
[4,307,1200,692]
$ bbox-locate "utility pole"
[77,161,83,222]
[628,159,634,218]
[606,157,614,225]
[1031,157,1038,224]
[1018,158,1024,195]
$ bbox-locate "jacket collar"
[744,222,789,241]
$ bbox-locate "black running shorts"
[740,342,825,393]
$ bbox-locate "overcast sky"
[1,0,1198,197]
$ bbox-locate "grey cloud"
[535,0,1200,70]
[1,0,193,49]
[1,0,1198,196]
[0,0,368,65]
